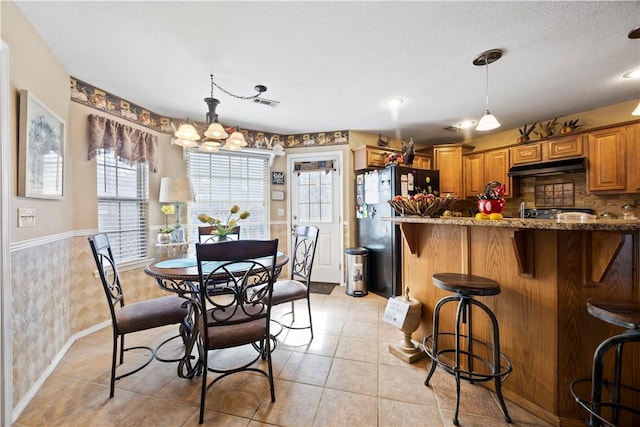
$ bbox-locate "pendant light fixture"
[628,26,640,116]
[173,75,267,151]
[473,49,503,131]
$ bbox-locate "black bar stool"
[570,298,640,427]
[423,273,512,426]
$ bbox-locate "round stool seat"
[587,298,640,329]
[432,273,501,297]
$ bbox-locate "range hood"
[508,157,586,178]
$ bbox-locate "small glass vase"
[157,233,171,244]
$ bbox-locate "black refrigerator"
[355,165,440,298]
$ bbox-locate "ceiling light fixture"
[473,49,503,131]
[454,120,476,129]
[386,98,404,108]
[173,74,267,152]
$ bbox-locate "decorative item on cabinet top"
[517,122,537,144]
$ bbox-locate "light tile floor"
[14,288,553,426]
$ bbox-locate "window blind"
[97,149,149,262]
[186,150,269,240]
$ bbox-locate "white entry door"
[288,152,343,284]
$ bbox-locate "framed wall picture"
[18,90,65,199]
[271,171,285,185]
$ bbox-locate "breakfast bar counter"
[386,216,639,426]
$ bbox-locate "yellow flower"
[198,205,251,237]
[161,204,175,215]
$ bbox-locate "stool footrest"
[570,378,640,427]
[423,332,512,384]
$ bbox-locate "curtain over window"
[186,150,269,240]
[88,114,158,172]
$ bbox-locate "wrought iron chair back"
[88,233,188,398]
[194,239,279,424]
[271,225,319,339]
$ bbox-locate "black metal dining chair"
[194,239,279,424]
[88,233,190,397]
[271,225,319,339]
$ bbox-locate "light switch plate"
[18,208,36,227]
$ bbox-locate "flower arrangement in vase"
[158,204,174,243]
[198,205,250,240]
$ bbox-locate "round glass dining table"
[144,251,289,378]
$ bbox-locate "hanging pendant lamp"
[473,49,503,131]
[628,26,640,115]
[173,74,267,150]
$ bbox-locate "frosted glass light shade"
[204,123,228,139]
[632,100,640,116]
[476,110,501,131]
[199,144,219,152]
[222,141,242,151]
[228,131,248,147]
[174,123,201,140]
[158,177,195,203]
[173,138,198,148]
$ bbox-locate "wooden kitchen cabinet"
[463,148,512,198]
[511,143,542,165]
[413,153,432,170]
[484,148,511,197]
[548,134,584,159]
[463,153,484,198]
[433,144,472,197]
[352,145,393,170]
[587,126,627,192]
[626,123,640,193]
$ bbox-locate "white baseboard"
[11,320,110,423]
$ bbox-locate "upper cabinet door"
[484,148,512,198]
[463,153,485,198]
[587,127,627,192]
[548,135,584,159]
[625,124,640,193]
[434,145,470,197]
[511,143,542,165]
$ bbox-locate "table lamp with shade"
[158,177,195,243]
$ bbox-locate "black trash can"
[345,247,368,297]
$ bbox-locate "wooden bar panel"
[401,223,638,426]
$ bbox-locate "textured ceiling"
[15,1,640,146]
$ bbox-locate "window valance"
[87,114,158,172]
[293,159,336,173]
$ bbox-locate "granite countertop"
[384,216,640,231]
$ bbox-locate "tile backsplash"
[516,172,639,218]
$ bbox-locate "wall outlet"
[18,208,36,227]
[277,208,285,217]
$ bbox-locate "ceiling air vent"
[252,97,280,108]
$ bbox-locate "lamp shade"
[227,131,248,146]
[476,110,501,131]
[158,177,195,203]
[174,124,201,141]
[204,123,229,139]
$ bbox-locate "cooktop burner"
[523,207,594,219]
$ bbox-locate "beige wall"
[5,1,72,242]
